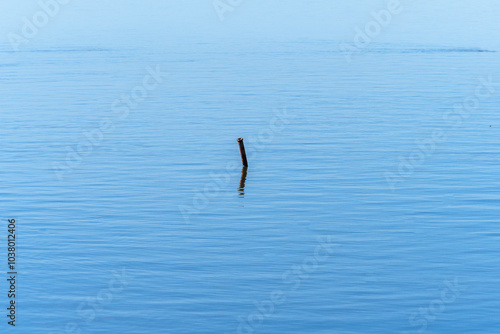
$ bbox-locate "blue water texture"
[1,39,500,333]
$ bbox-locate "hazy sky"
[1,1,500,49]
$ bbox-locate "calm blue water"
[1,40,500,333]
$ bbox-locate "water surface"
[1,40,500,333]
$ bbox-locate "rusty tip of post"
[237,137,244,142]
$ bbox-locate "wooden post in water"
[237,137,248,167]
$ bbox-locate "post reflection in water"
[238,166,248,197]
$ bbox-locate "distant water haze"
[1,0,499,50]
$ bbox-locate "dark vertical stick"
[237,137,248,167]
